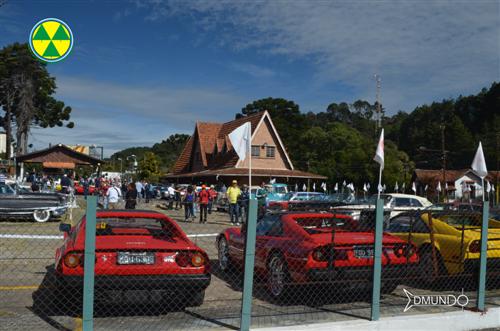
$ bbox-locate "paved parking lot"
[1,197,500,331]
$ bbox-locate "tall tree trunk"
[4,103,11,158]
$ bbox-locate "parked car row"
[52,199,499,309]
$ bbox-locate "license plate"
[353,246,374,259]
[117,252,155,265]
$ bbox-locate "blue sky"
[0,0,498,156]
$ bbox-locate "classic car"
[268,192,342,212]
[55,210,211,307]
[386,211,500,282]
[73,181,96,195]
[216,212,419,300]
[333,193,433,221]
[0,183,68,222]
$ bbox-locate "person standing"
[256,182,268,218]
[125,183,137,209]
[208,185,217,214]
[184,186,195,222]
[106,182,122,209]
[175,186,182,210]
[167,184,176,209]
[227,180,241,225]
[198,185,210,224]
[239,185,250,224]
[135,180,143,203]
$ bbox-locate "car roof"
[95,209,168,218]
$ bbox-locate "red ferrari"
[55,210,210,307]
[73,181,96,195]
[217,212,418,300]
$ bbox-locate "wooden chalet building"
[165,111,326,186]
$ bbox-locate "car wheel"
[419,246,446,285]
[218,237,231,271]
[186,290,205,307]
[33,209,51,223]
[267,252,290,301]
[381,282,398,294]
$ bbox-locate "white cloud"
[228,62,276,78]
[31,76,247,155]
[136,0,500,113]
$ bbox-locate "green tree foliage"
[110,134,190,172]
[0,43,74,156]
[138,151,161,182]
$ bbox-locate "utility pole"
[441,124,447,202]
[374,74,382,132]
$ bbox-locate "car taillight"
[312,249,326,261]
[176,251,206,267]
[393,244,415,258]
[64,253,82,268]
[191,253,205,267]
[312,247,346,261]
[469,240,481,253]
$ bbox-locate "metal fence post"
[240,198,258,331]
[477,202,489,311]
[83,196,97,331]
[371,198,384,321]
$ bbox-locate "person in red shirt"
[198,184,210,224]
[208,185,217,214]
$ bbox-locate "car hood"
[91,235,198,251]
[308,231,404,246]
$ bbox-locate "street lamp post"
[117,158,123,175]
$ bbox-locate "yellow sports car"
[386,211,500,281]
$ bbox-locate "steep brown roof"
[172,112,266,174]
[413,169,469,183]
[15,144,103,165]
[167,168,327,179]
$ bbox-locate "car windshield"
[295,216,358,234]
[367,195,391,205]
[94,217,181,238]
[433,213,482,228]
[0,183,15,194]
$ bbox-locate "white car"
[333,193,433,220]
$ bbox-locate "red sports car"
[217,212,418,300]
[73,181,96,195]
[55,210,210,307]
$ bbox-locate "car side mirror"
[59,223,71,233]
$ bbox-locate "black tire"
[381,282,398,294]
[186,290,205,307]
[266,252,291,301]
[217,236,232,272]
[419,246,446,285]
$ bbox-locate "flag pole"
[249,126,252,189]
[482,178,485,202]
[377,165,382,199]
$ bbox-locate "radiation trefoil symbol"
[29,18,73,63]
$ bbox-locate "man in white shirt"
[135,181,143,203]
[106,184,122,209]
[167,184,176,209]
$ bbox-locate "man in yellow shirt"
[226,180,242,225]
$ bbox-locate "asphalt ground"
[1,197,500,331]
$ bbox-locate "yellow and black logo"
[29,18,73,63]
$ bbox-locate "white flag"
[402,182,406,191]
[363,183,367,192]
[228,122,251,161]
[378,184,383,193]
[348,183,354,191]
[373,129,384,170]
[334,183,338,192]
[303,184,307,191]
[436,182,441,192]
[424,184,428,191]
[343,180,347,187]
[321,182,327,192]
[383,184,386,191]
[412,181,416,193]
[270,178,276,184]
[487,181,492,193]
[395,181,399,192]
[295,183,298,191]
[367,183,370,190]
[313,183,316,191]
[471,141,488,178]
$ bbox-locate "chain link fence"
[1,195,500,330]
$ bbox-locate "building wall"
[455,173,484,200]
[237,117,291,170]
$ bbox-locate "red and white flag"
[373,129,384,170]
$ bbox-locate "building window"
[251,145,260,157]
[266,146,275,158]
